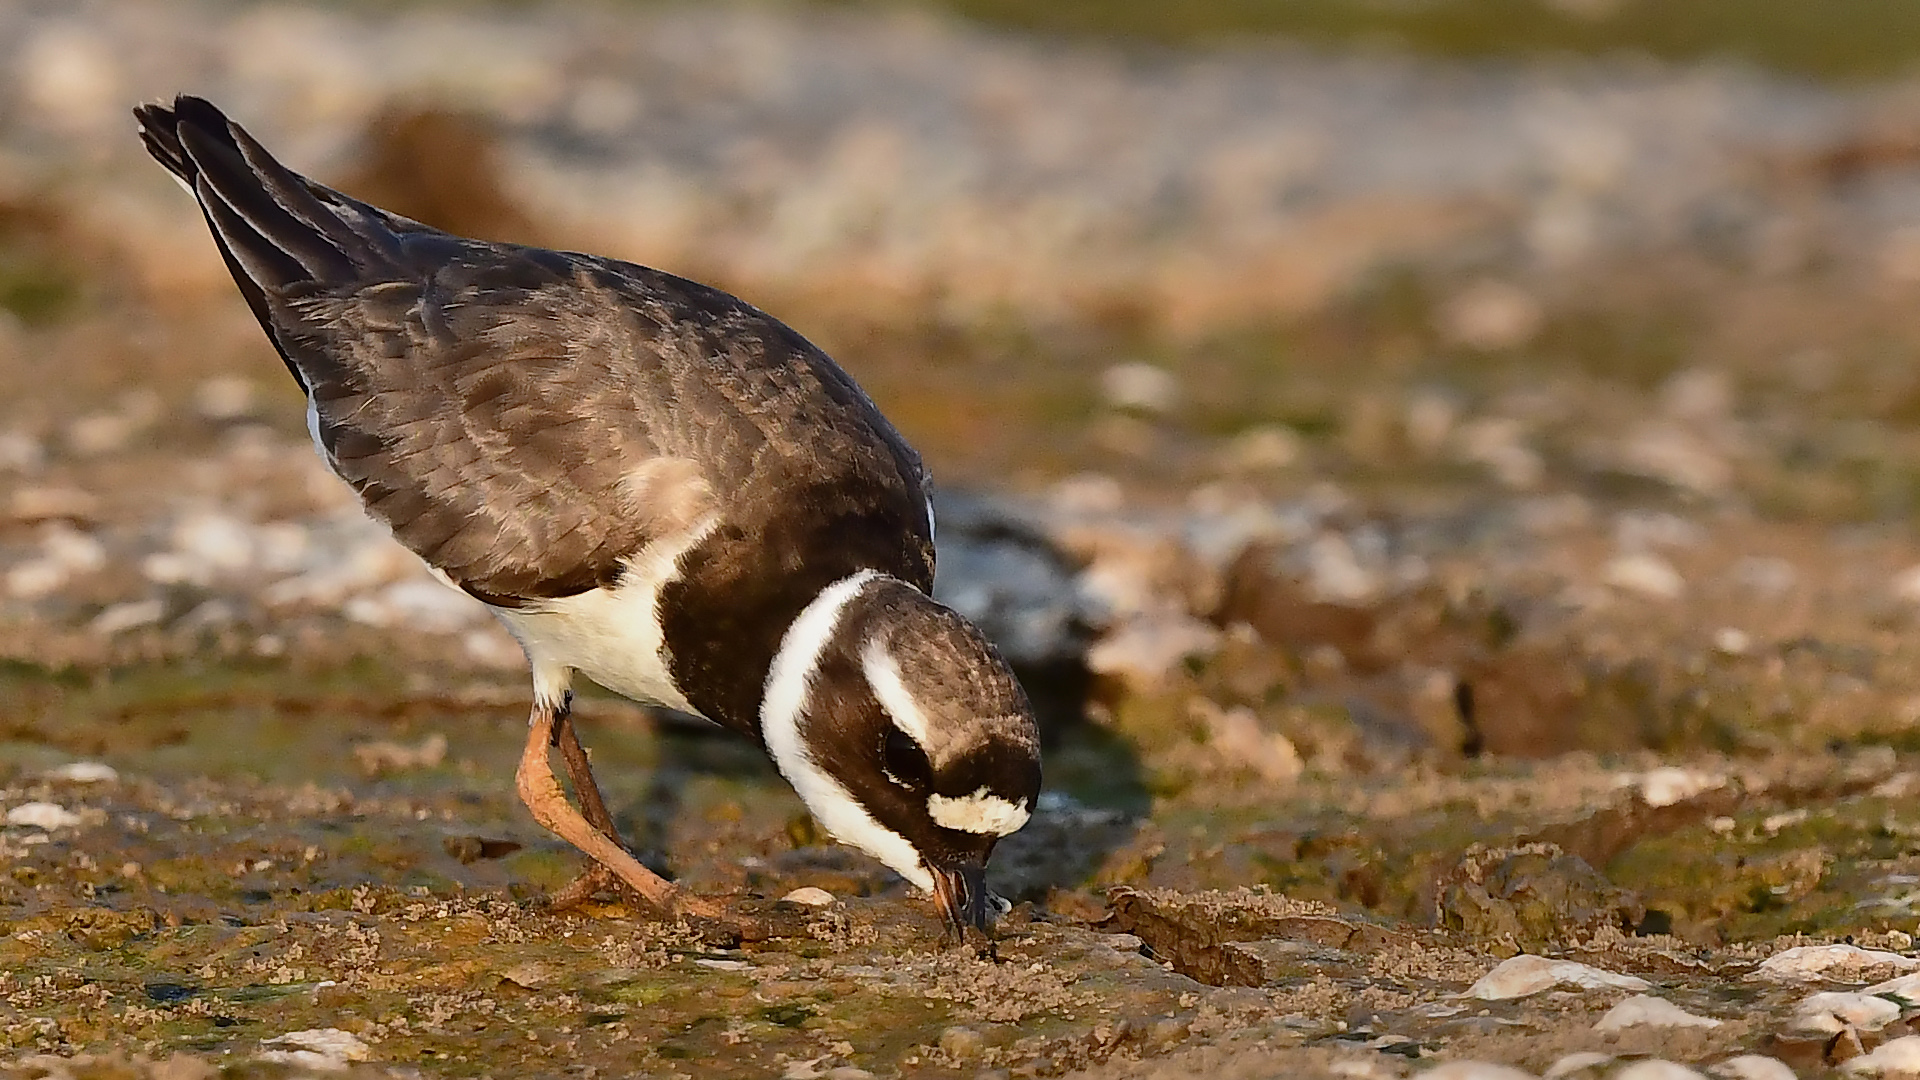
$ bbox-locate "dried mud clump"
[1434,842,1645,951]
[1104,886,1414,987]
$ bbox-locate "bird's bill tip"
[930,860,997,942]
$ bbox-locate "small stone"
[8,486,97,523]
[1437,279,1543,351]
[1421,1063,1538,1080]
[938,1026,986,1061]
[1196,700,1302,782]
[1787,991,1902,1036]
[1100,362,1179,413]
[1085,614,1221,689]
[1217,425,1302,472]
[0,430,44,472]
[352,733,448,776]
[257,1028,372,1071]
[694,958,751,971]
[497,961,557,990]
[1845,1035,1920,1076]
[1615,1064,1707,1080]
[1465,954,1649,1000]
[1707,1057,1798,1080]
[344,578,484,632]
[193,375,256,420]
[1895,565,1920,605]
[1604,553,1684,600]
[45,762,117,784]
[6,558,69,599]
[1330,1059,1398,1079]
[824,1069,874,1080]
[1713,627,1751,655]
[90,599,166,636]
[781,887,836,907]
[1754,944,1920,982]
[6,802,83,830]
[1453,417,1544,489]
[1636,767,1725,808]
[1544,1052,1613,1078]
[1595,994,1722,1031]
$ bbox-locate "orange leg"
[515,697,718,919]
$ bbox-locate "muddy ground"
[19,2,1920,1078]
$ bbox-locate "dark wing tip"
[134,95,237,185]
[134,99,188,181]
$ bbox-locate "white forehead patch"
[861,639,933,747]
[928,788,1031,836]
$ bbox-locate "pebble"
[258,1028,372,1070]
[1707,1057,1798,1080]
[45,762,117,783]
[1422,1063,1538,1080]
[1100,362,1180,414]
[1543,1052,1613,1078]
[1216,426,1303,472]
[1197,700,1303,782]
[938,1026,986,1061]
[1465,955,1649,1000]
[782,887,836,907]
[1713,627,1751,655]
[8,486,98,524]
[0,430,43,472]
[5,802,83,830]
[1437,279,1543,351]
[1304,531,1381,603]
[1594,994,1722,1031]
[7,523,107,598]
[694,958,751,971]
[89,598,165,636]
[1615,1064,1707,1080]
[344,578,485,632]
[1084,613,1221,688]
[1636,767,1726,808]
[1603,552,1685,600]
[193,375,257,420]
[1894,565,1920,605]
[1753,944,1920,982]
[1845,1036,1920,1077]
[1788,991,1903,1035]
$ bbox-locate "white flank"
[762,570,933,892]
[491,515,719,718]
[928,788,1031,836]
[861,639,933,747]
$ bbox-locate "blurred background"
[16,0,1920,960]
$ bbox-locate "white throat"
[760,570,935,892]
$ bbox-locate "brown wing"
[134,95,934,606]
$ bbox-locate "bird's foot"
[542,862,621,914]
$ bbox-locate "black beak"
[930,861,995,942]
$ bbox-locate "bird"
[132,95,1041,939]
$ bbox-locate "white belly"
[488,518,716,718]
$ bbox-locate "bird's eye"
[881,727,932,790]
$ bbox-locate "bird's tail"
[132,95,404,388]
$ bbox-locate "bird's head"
[761,570,1041,938]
